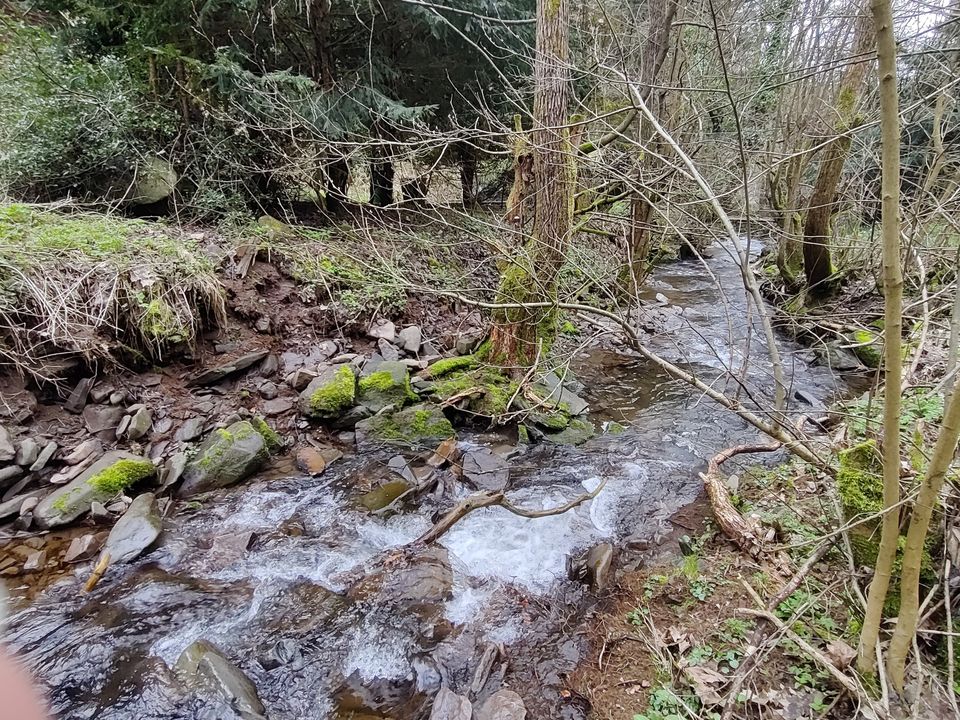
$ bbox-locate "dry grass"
[0,202,225,380]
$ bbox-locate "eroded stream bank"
[2,241,856,719]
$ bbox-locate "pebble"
[109,390,127,405]
[258,382,279,400]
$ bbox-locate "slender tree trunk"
[857,0,904,673]
[459,142,478,209]
[488,0,573,370]
[802,6,874,296]
[370,146,395,207]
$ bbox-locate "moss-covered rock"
[430,367,519,419]
[35,451,155,528]
[355,404,455,451]
[543,419,596,445]
[358,361,417,412]
[250,415,283,452]
[849,328,882,369]
[424,355,477,378]
[298,364,357,419]
[178,420,269,497]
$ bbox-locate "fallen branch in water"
[413,477,608,546]
[699,442,781,553]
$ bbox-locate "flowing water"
[5,241,847,719]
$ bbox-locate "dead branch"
[413,478,607,546]
[699,442,781,552]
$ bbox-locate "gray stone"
[109,390,127,405]
[378,338,401,362]
[544,419,596,446]
[187,350,270,386]
[29,441,58,472]
[387,455,417,484]
[535,371,589,416]
[262,397,294,416]
[34,451,155,528]
[430,688,472,720]
[63,439,102,465]
[298,364,357,419]
[316,339,339,360]
[89,384,114,404]
[99,492,162,564]
[83,404,125,436]
[259,354,279,377]
[362,354,385,376]
[153,416,174,434]
[254,316,272,334]
[358,361,413,413]
[814,343,862,371]
[178,421,268,497]
[15,438,39,467]
[0,466,23,487]
[175,418,205,443]
[116,415,132,439]
[331,353,359,364]
[141,374,162,388]
[0,425,14,463]
[397,326,423,354]
[355,404,454,452]
[0,492,43,520]
[64,377,95,414]
[455,331,482,356]
[286,367,318,391]
[367,318,396,343]
[126,407,152,440]
[161,452,188,490]
[476,690,526,720]
[64,533,104,563]
[333,404,372,429]
[585,542,614,590]
[258,382,279,400]
[176,640,266,720]
[50,454,95,485]
[460,447,509,491]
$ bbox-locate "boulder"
[348,546,452,611]
[398,326,422,354]
[298,364,357,419]
[178,421,269,497]
[175,640,266,720]
[0,425,14,463]
[34,451,155,528]
[355,404,454,452]
[814,342,862,371]
[295,446,342,476]
[99,492,162,564]
[476,690,526,720]
[357,361,415,413]
[430,688,472,720]
[132,156,178,204]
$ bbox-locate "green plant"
[689,577,715,602]
[687,645,713,665]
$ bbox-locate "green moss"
[560,320,577,335]
[86,458,155,495]
[431,367,519,418]
[251,416,282,452]
[367,405,454,445]
[850,328,882,368]
[358,368,417,404]
[426,355,477,378]
[310,364,357,414]
[836,440,883,517]
[140,297,187,343]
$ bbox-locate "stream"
[4,241,847,719]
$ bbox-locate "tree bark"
[857,0,904,673]
[801,6,874,296]
[370,149,394,207]
[459,142,478,209]
[488,0,573,370]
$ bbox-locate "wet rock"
[258,382,279,400]
[29,441,58,472]
[357,361,414,413]
[544,419,596,446]
[295,447,333,476]
[0,465,23,488]
[0,425,14,463]
[211,530,256,561]
[176,639,267,720]
[64,438,102,465]
[125,406,153,440]
[260,639,303,671]
[367,318,396,343]
[261,398,294,416]
[814,342,862,371]
[64,377,96,414]
[175,417,205,443]
[298,364,357,419]
[476,690,526,720]
[64,533,105,563]
[83,404,125,437]
[34,451,155,528]
[585,543,614,590]
[100,492,162,564]
[459,447,509,491]
[430,688,472,720]
[349,546,453,610]
[187,350,270,386]
[355,404,454,452]
[178,421,269,497]
[333,405,372,429]
[398,326,422,354]
[793,388,825,411]
[15,438,39,467]
[534,371,589,416]
[359,480,410,512]
[388,455,417,483]
[427,437,460,468]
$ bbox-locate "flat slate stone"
[100,492,162,564]
[187,351,270,386]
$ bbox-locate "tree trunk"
[801,7,874,296]
[325,156,349,213]
[857,0,904,673]
[459,143,478,209]
[370,151,394,207]
[488,0,573,370]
